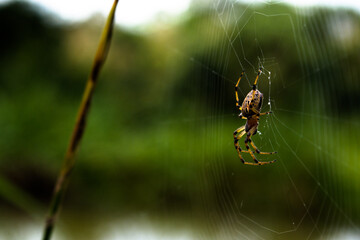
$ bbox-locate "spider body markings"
[233,68,277,166]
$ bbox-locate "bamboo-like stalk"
[42,1,119,239]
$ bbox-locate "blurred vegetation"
[0,1,359,239]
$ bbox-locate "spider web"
[163,0,360,239]
[1,1,359,239]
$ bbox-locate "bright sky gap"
[0,0,359,27]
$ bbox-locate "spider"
[233,68,277,166]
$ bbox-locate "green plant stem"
[42,1,119,239]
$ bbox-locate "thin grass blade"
[42,1,119,239]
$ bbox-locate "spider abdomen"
[241,90,263,117]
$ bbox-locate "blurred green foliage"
[0,1,360,238]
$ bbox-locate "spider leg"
[238,111,246,120]
[233,126,248,153]
[233,128,247,164]
[251,68,262,99]
[249,113,275,154]
[259,111,272,116]
[234,127,257,165]
[253,68,262,87]
[250,140,277,155]
[233,126,245,135]
[244,134,259,162]
[235,71,244,110]
[234,128,268,166]
[244,129,277,165]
